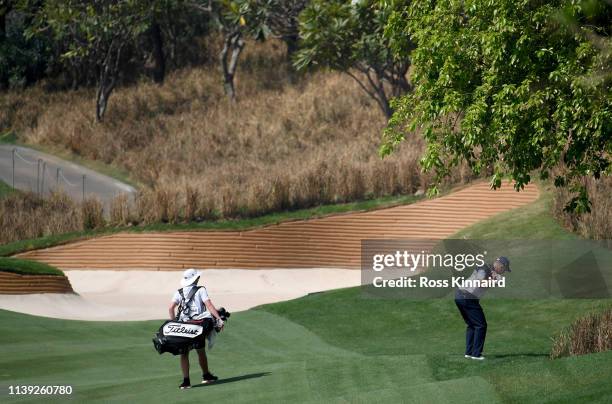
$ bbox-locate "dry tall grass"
[1,40,476,228]
[82,197,105,230]
[0,191,82,244]
[550,308,612,359]
[0,190,114,243]
[552,175,612,240]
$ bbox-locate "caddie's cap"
[181,268,201,287]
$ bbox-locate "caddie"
[169,268,225,389]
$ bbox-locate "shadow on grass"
[487,353,549,359]
[191,372,271,388]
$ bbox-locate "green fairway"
[0,257,64,276]
[1,299,611,403]
[259,184,612,401]
[1,184,611,403]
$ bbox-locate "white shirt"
[172,285,212,321]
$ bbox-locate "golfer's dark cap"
[495,256,511,272]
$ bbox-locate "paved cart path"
[0,144,135,209]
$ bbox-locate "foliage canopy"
[382,0,611,211]
[295,0,412,118]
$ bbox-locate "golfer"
[454,256,511,360]
[169,268,224,389]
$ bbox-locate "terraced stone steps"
[0,272,74,294]
[17,181,539,271]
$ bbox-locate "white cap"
[180,268,201,287]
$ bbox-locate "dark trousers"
[455,292,487,357]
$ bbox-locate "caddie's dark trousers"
[455,290,487,357]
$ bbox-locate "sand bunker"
[1,181,540,320]
[0,268,361,321]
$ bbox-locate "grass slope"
[0,180,16,198]
[1,302,610,403]
[1,185,610,403]
[259,185,612,402]
[452,182,574,240]
[0,257,64,276]
[0,49,429,221]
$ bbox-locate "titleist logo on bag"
[163,322,204,338]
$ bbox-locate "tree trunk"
[369,70,394,119]
[95,42,123,122]
[150,22,166,84]
[0,11,5,42]
[0,5,9,89]
[284,33,300,59]
[380,95,393,119]
[284,33,300,82]
[96,80,116,122]
[96,89,107,122]
[220,32,245,101]
[389,63,412,97]
[374,84,393,119]
[69,59,80,90]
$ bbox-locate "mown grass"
[0,257,63,276]
[0,186,610,403]
[2,303,611,403]
[259,185,612,401]
[0,192,423,256]
[0,131,17,144]
[453,182,575,240]
[0,180,16,198]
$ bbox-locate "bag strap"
[175,289,184,321]
[176,286,200,321]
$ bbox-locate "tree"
[191,0,275,100]
[145,0,212,84]
[1,0,51,89]
[34,0,152,121]
[215,1,247,101]
[382,0,611,210]
[149,20,166,84]
[294,0,412,118]
[143,1,211,82]
[0,1,11,41]
[251,0,308,57]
